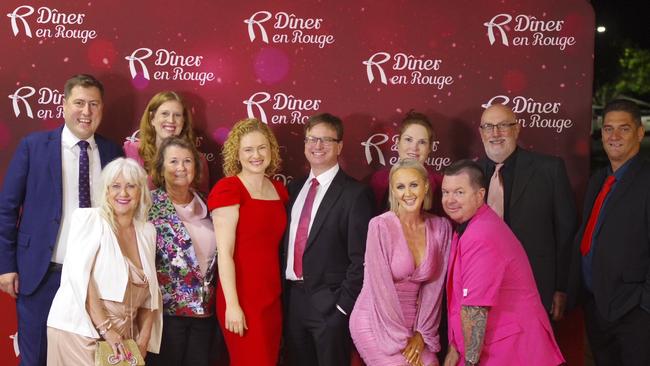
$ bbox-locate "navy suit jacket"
[0,126,123,295]
[570,157,650,321]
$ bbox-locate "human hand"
[550,291,567,321]
[0,272,19,298]
[443,344,459,366]
[225,304,248,336]
[402,332,425,365]
[136,337,148,359]
[103,329,127,361]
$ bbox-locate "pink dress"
[446,205,564,365]
[350,211,451,366]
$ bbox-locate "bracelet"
[98,321,113,336]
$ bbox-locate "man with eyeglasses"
[282,113,374,366]
[0,74,122,366]
[476,103,577,326]
[573,99,650,365]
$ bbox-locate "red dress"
[207,176,288,366]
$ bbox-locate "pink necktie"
[294,178,319,278]
[487,163,504,218]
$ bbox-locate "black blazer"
[572,157,650,322]
[479,148,577,311]
[282,168,374,315]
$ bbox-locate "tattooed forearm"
[461,305,488,365]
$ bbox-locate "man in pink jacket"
[441,159,564,366]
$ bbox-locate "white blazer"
[47,208,162,353]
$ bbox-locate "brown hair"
[151,137,202,189]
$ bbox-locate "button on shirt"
[285,164,339,281]
[51,125,102,264]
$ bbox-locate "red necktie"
[580,175,616,256]
[294,178,319,278]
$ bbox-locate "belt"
[48,262,63,272]
[287,280,304,288]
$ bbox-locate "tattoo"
[461,305,488,365]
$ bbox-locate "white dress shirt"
[285,164,339,281]
[51,125,102,263]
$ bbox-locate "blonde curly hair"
[222,118,281,177]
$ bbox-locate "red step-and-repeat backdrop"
[1,1,594,364]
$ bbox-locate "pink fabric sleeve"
[123,140,145,167]
[414,216,452,354]
[365,216,411,355]
[460,237,505,307]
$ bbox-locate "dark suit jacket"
[282,168,374,315]
[572,157,650,322]
[0,126,123,296]
[479,148,577,311]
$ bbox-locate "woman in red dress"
[207,118,287,365]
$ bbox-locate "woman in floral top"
[146,137,220,366]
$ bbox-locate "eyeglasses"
[479,122,518,132]
[304,136,340,146]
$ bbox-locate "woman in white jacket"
[46,157,162,365]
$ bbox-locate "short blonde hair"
[388,158,432,212]
[221,118,281,177]
[96,158,152,231]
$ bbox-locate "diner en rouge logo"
[361,133,450,170]
[482,95,573,133]
[124,48,215,86]
[8,85,64,119]
[6,5,97,43]
[362,52,454,89]
[244,10,335,48]
[483,13,576,50]
[243,92,321,125]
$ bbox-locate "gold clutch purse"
[95,339,144,366]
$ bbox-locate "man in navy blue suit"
[0,74,123,366]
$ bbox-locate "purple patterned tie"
[78,140,91,208]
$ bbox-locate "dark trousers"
[17,268,61,366]
[584,295,650,366]
[147,315,224,366]
[283,282,351,366]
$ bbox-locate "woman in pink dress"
[351,159,451,366]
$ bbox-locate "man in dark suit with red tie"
[282,113,374,366]
[574,99,650,366]
[0,74,122,366]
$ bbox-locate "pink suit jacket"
[446,204,564,365]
